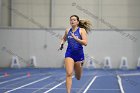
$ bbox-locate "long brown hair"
[70,15,92,33]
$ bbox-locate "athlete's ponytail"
[70,15,92,33]
[79,20,91,33]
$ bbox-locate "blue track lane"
[0,68,140,93]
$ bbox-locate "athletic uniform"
[65,27,84,62]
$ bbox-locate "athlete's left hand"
[71,32,76,39]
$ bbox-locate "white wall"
[11,0,50,28]
[0,0,10,27]
[128,0,140,29]
[0,0,1,26]
[100,0,128,29]
[0,0,139,29]
[0,28,139,69]
[53,0,98,28]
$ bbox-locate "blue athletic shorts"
[65,49,84,62]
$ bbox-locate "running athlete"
[59,15,91,93]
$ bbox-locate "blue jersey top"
[67,27,83,50]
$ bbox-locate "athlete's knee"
[66,72,73,77]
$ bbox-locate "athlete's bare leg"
[65,57,74,93]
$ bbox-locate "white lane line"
[0,72,27,78]
[0,87,120,90]
[32,76,65,93]
[0,75,5,78]
[0,75,27,85]
[117,75,125,93]
[88,89,120,90]
[0,73,47,85]
[44,76,74,93]
[119,73,140,76]
[83,76,97,93]
[44,80,66,93]
[4,76,51,93]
